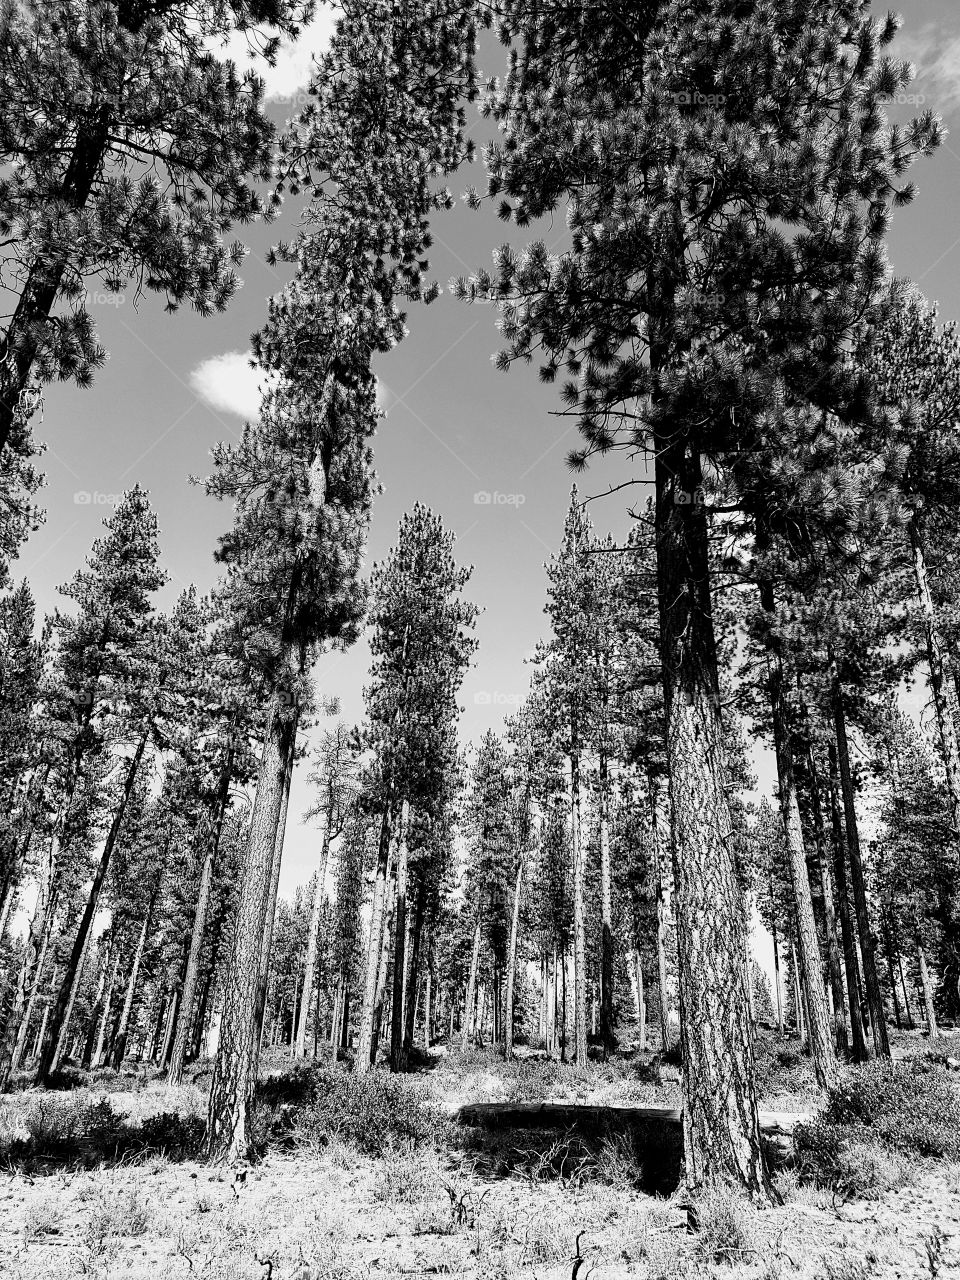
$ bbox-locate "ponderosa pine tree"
[462,1,938,1191]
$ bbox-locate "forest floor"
[0,1029,957,1280]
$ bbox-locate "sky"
[10,0,960,904]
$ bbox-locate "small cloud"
[217,9,339,105]
[191,350,273,418]
[894,24,960,114]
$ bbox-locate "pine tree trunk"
[569,744,588,1067]
[424,961,432,1050]
[898,952,914,1027]
[357,803,394,1073]
[917,941,939,1040]
[462,916,482,1052]
[827,743,868,1061]
[110,899,153,1069]
[370,874,396,1066]
[38,730,149,1084]
[830,669,890,1057]
[547,946,557,1055]
[882,913,903,1031]
[90,946,120,1069]
[168,751,233,1084]
[634,951,647,1051]
[911,520,960,839]
[504,859,523,1060]
[206,698,298,1162]
[805,748,849,1056]
[647,772,673,1055]
[598,749,615,1057]
[655,447,766,1194]
[0,848,59,1087]
[402,876,427,1067]
[254,738,294,1050]
[389,801,411,1073]
[160,990,180,1069]
[771,915,783,1034]
[764,640,837,1089]
[295,815,334,1059]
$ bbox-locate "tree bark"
[90,944,120,1069]
[110,896,154,1069]
[827,743,868,1062]
[830,668,890,1057]
[206,698,298,1162]
[356,803,394,1073]
[389,801,411,1072]
[294,812,333,1059]
[633,951,647,1050]
[805,747,849,1057]
[370,873,396,1066]
[569,743,588,1066]
[401,875,427,1067]
[462,916,482,1052]
[598,748,616,1057]
[654,445,766,1194]
[254,736,295,1050]
[764,642,837,1089]
[917,941,939,1040]
[647,771,672,1055]
[770,913,783,1034]
[504,858,524,1060]
[168,750,233,1084]
[37,729,149,1084]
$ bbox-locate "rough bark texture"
[655,448,767,1194]
[504,860,524,1059]
[806,749,849,1056]
[917,942,939,1040]
[37,730,148,1084]
[206,700,298,1163]
[831,672,890,1058]
[254,743,294,1051]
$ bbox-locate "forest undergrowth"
[0,1029,958,1280]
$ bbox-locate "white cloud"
[191,350,273,418]
[218,8,339,105]
[894,25,960,114]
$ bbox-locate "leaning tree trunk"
[37,729,149,1084]
[647,771,673,1055]
[294,814,334,1059]
[569,739,588,1067]
[356,802,395,1074]
[504,858,524,1060]
[389,802,411,1072]
[461,915,482,1052]
[206,697,298,1163]
[654,445,767,1195]
[598,747,616,1058]
[763,632,837,1090]
[830,667,890,1058]
[89,945,120,1070]
[827,744,868,1062]
[168,749,234,1085]
[0,842,59,1088]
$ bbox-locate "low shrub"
[257,1064,450,1156]
[692,1184,757,1266]
[794,1118,911,1200]
[823,1058,960,1159]
[0,1094,204,1168]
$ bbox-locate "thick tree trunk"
[206,698,298,1163]
[504,859,524,1060]
[402,877,427,1067]
[917,942,939,1040]
[254,739,295,1050]
[598,750,616,1057]
[655,447,766,1194]
[370,872,396,1066]
[827,744,868,1061]
[462,916,482,1052]
[168,751,233,1084]
[37,730,149,1084]
[389,801,411,1072]
[569,744,588,1066]
[830,670,890,1057]
[763,640,836,1089]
